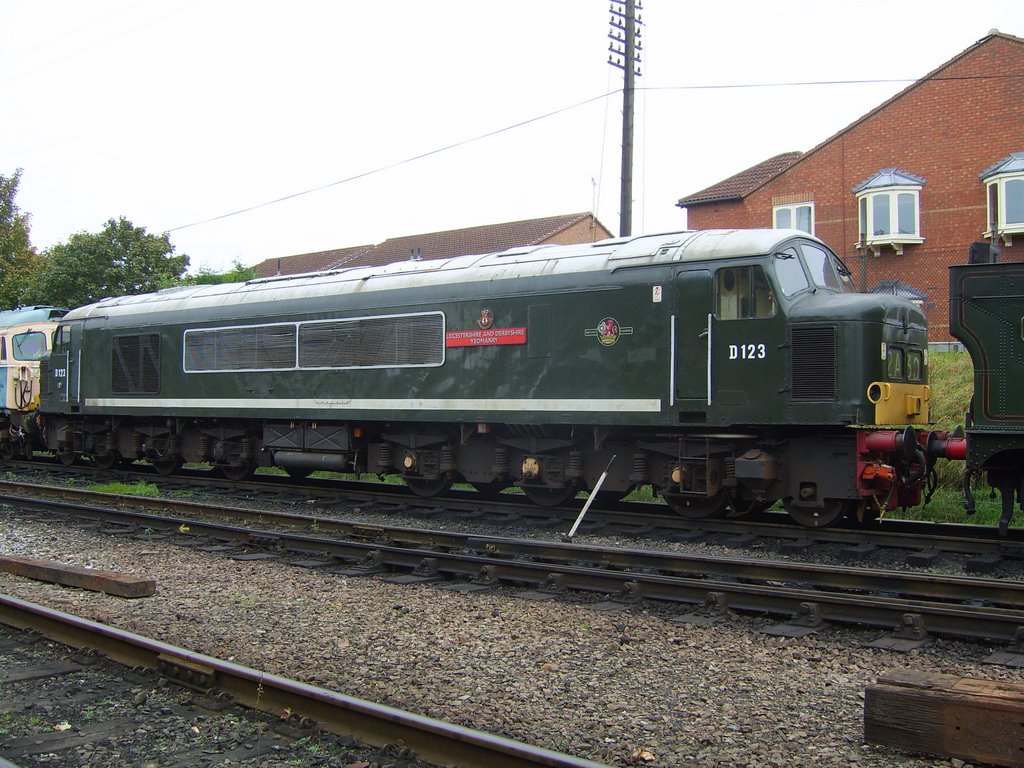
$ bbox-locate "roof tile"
[677,152,802,207]
[253,212,607,276]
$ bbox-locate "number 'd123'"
[728,343,766,360]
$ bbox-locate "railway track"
[3,461,1023,564]
[5,481,1024,653]
[0,594,607,768]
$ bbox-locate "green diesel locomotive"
[37,229,933,527]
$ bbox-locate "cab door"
[49,324,80,407]
[709,263,787,423]
[0,334,10,411]
[675,269,712,406]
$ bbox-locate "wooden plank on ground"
[865,668,1024,767]
[0,555,155,598]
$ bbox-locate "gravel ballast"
[0,512,1017,768]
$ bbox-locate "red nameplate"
[445,327,527,347]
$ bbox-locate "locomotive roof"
[0,306,68,326]
[63,228,820,322]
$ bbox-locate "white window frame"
[984,172,1024,246]
[855,186,924,256]
[772,203,814,235]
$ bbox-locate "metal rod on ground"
[565,455,616,541]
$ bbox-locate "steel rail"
[0,594,608,768]
[2,469,1022,555]
[6,492,1024,644]
[3,486,1024,607]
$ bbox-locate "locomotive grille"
[112,334,161,393]
[299,314,443,368]
[790,326,836,400]
[185,325,296,371]
[183,312,444,372]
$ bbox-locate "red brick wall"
[684,35,1024,340]
[542,216,613,245]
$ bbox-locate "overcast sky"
[3,1,1020,273]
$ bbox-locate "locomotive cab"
[668,233,932,526]
[0,308,67,460]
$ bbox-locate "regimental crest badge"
[584,316,633,346]
[477,308,494,330]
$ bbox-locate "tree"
[0,169,39,309]
[178,260,258,286]
[31,217,189,308]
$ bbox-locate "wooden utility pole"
[608,0,643,237]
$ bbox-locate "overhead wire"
[165,72,1020,234]
[645,72,1023,91]
[167,91,616,233]
[593,63,617,229]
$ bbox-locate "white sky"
[3,1,1020,273]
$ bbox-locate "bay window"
[982,152,1024,245]
[853,168,925,255]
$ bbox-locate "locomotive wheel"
[855,500,881,525]
[405,476,453,497]
[220,460,256,481]
[92,452,121,470]
[56,447,77,466]
[0,442,17,461]
[784,498,853,528]
[152,457,183,476]
[522,483,578,508]
[662,491,729,519]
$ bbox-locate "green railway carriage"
[948,260,1024,533]
[38,229,933,526]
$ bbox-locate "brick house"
[676,31,1024,340]
[252,212,612,277]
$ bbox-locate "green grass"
[896,485,1003,526]
[884,349,1008,525]
[86,480,162,497]
[927,350,976,489]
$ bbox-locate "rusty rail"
[0,594,608,768]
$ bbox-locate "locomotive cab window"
[52,325,72,354]
[773,248,810,297]
[12,331,47,361]
[801,243,855,293]
[716,266,775,320]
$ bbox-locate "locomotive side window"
[0,336,6,361]
[774,248,810,297]
[716,266,775,320]
[53,325,70,353]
